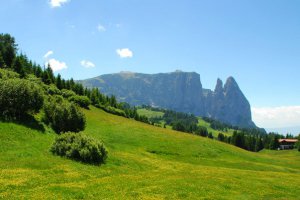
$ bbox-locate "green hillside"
[197,117,235,137]
[1,106,300,199]
[137,108,235,137]
[137,108,164,119]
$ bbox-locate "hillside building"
[278,139,298,150]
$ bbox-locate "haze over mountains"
[80,71,256,128]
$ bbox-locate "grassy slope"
[197,117,235,137]
[137,108,164,118]
[0,106,299,199]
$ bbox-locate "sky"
[1,0,300,134]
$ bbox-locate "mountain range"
[80,71,256,128]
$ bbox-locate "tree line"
[0,33,148,124]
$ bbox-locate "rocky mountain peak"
[224,76,239,92]
[214,78,224,94]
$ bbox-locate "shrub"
[68,95,91,109]
[0,68,19,79]
[61,89,76,98]
[46,84,62,95]
[51,132,108,165]
[95,104,126,117]
[43,96,86,133]
[0,78,44,119]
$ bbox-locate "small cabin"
[278,139,298,150]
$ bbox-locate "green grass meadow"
[0,106,299,199]
[137,108,164,119]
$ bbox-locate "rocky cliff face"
[205,77,255,127]
[80,71,256,128]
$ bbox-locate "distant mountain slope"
[80,71,256,128]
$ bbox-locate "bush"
[51,132,108,165]
[61,89,76,98]
[46,84,62,95]
[43,96,86,133]
[0,68,19,79]
[0,78,44,119]
[95,104,126,117]
[68,95,91,109]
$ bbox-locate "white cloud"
[81,60,95,68]
[44,50,53,59]
[252,106,300,128]
[49,0,70,8]
[97,24,106,32]
[46,58,67,72]
[116,48,133,58]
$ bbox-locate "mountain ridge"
[80,71,256,128]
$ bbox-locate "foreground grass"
[0,106,299,199]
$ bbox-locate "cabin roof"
[278,139,298,143]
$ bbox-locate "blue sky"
[1,0,300,133]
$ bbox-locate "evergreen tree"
[65,80,71,90]
[232,131,245,149]
[0,54,5,68]
[61,79,66,89]
[34,65,43,78]
[0,34,17,68]
[195,126,208,137]
[254,137,264,152]
[217,133,225,142]
[42,69,51,84]
[46,65,55,84]
[269,134,280,150]
[110,95,117,108]
[56,74,62,90]
[69,78,75,90]
[90,88,100,105]
[12,56,26,77]
[172,121,185,132]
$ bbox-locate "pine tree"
[0,54,5,68]
[13,56,26,77]
[217,133,225,142]
[46,65,55,84]
[56,74,62,90]
[0,34,17,68]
